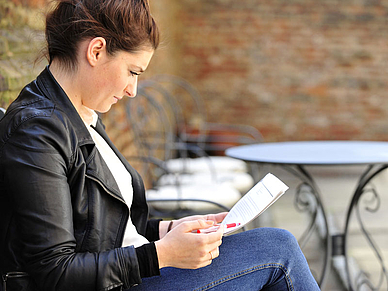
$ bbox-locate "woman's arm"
[0,113,140,290]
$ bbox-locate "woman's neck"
[49,60,93,123]
[50,60,82,107]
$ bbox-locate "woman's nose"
[125,78,138,98]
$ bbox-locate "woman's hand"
[155,219,224,269]
[159,212,228,239]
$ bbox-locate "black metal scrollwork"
[344,165,388,291]
[282,165,331,289]
[294,182,319,249]
[352,185,388,291]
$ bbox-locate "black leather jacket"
[0,68,160,291]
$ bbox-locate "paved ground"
[246,164,388,291]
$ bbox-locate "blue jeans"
[131,228,320,290]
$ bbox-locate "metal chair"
[125,88,241,219]
[150,75,264,156]
[136,80,255,194]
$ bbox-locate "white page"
[221,173,289,234]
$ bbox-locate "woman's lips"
[113,96,121,103]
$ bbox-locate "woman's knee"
[243,227,297,244]
[264,228,298,246]
[236,227,301,257]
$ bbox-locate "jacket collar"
[36,66,94,146]
[34,67,146,213]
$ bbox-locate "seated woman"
[0,0,320,290]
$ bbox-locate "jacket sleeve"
[133,220,163,278]
[145,219,162,242]
[0,113,142,291]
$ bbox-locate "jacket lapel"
[36,66,127,203]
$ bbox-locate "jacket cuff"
[135,242,160,278]
[145,218,162,241]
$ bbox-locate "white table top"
[225,141,388,166]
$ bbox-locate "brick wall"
[174,0,388,142]
[0,0,179,185]
[0,0,47,109]
[2,0,388,147]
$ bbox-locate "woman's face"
[83,48,154,113]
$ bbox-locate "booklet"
[220,173,289,235]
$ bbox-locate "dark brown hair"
[45,0,159,71]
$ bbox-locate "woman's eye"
[130,71,140,77]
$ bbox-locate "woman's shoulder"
[0,83,78,155]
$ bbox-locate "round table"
[225,141,388,165]
[226,141,388,290]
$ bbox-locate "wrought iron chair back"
[125,87,238,218]
[125,87,174,185]
[137,79,211,160]
[135,79,257,193]
[150,74,264,155]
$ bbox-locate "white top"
[226,141,388,166]
[79,106,149,248]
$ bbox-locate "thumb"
[181,219,215,233]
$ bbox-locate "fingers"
[178,219,215,234]
[173,212,228,232]
[215,212,228,223]
[205,227,223,262]
[155,219,223,270]
[209,246,220,261]
[205,212,228,223]
[207,231,223,253]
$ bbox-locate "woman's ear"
[86,37,107,67]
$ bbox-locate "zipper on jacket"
[85,174,125,204]
[85,174,129,246]
[2,272,29,291]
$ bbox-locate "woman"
[0,0,320,290]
